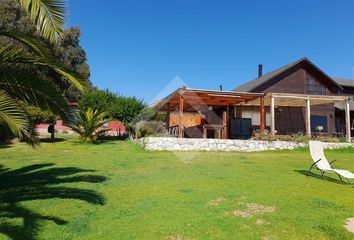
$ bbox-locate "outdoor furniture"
[308,141,354,187]
[202,124,225,139]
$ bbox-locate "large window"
[311,115,328,133]
[306,74,326,95]
[242,110,271,126]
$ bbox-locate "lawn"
[0,137,354,240]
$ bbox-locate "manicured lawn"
[0,137,354,240]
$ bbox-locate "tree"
[52,27,92,101]
[0,0,85,145]
[69,108,112,143]
[0,0,93,101]
[79,90,160,127]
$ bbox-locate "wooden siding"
[253,63,339,95]
[169,112,202,128]
[248,64,338,134]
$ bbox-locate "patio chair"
[308,141,354,187]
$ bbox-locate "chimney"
[258,64,263,78]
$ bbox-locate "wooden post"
[306,98,311,138]
[260,96,265,134]
[345,99,351,142]
[221,110,227,139]
[270,95,275,135]
[178,91,184,138]
[226,106,230,139]
[166,103,170,129]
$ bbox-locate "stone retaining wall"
[135,137,354,152]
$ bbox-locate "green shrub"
[135,121,165,138]
[253,132,344,143]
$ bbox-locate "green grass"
[0,137,354,240]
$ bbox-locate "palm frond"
[68,108,113,143]
[0,42,84,91]
[0,90,28,138]
[18,0,66,43]
[0,66,73,122]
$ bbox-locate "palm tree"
[0,0,84,146]
[18,0,66,44]
[69,108,112,143]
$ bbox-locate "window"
[311,115,328,133]
[306,74,326,95]
[242,110,271,126]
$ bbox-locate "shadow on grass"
[39,138,66,143]
[295,170,350,186]
[0,141,13,149]
[0,163,106,240]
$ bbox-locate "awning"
[151,87,264,112]
[335,100,354,111]
[243,93,350,107]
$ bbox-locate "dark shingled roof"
[233,57,343,92]
[332,78,354,87]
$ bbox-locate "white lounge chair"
[308,141,354,187]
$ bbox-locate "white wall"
[241,110,271,126]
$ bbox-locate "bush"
[19,102,56,123]
[79,90,146,125]
[135,121,165,138]
[252,132,345,143]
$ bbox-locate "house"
[35,119,126,136]
[35,102,126,136]
[152,58,354,142]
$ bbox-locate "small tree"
[69,108,112,143]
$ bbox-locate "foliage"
[52,26,92,101]
[253,132,345,143]
[19,102,56,123]
[78,90,116,114]
[69,108,112,143]
[0,0,86,146]
[18,0,66,43]
[1,139,354,239]
[0,1,92,101]
[135,120,165,138]
[0,90,29,140]
[0,34,83,145]
[79,90,160,129]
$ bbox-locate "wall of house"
[253,64,339,95]
[169,112,202,128]
[247,64,338,134]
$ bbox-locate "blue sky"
[67,0,354,103]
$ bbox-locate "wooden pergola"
[244,93,352,142]
[152,87,265,138]
[152,88,352,142]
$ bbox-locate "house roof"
[332,78,354,88]
[150,87,264,112]
[233,57,343,92]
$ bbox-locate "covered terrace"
[152,87,352,142]
[243,93,352,142]
[152,87,265,139]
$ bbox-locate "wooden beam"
[178,91,184,138]
[166,103,170,129]
[203,127,207,138]
[270,95,275,135]
[306,98,311,138]
[226,106,230,139]
[222,110,227,139]
[260,96,265,134]
[345,100,351,142]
